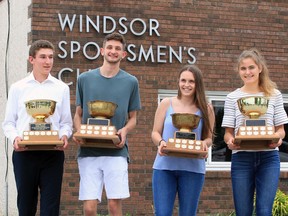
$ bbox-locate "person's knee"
[256,208,272,216]
[108,199,122,216]
[83,200,97,216]
[154,209,173,216]
[83,207,97,216]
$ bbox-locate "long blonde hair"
[236,48,277,97]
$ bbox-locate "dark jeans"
[231,151,280,216]
[13,150,64,216]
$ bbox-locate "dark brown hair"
[177,65,213,139]
[29,40,55,58]
[103,32,126,51]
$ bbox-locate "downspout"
[4,0,11,215]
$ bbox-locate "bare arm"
[269,125,285,148]
[72,106,83,144]
[116,110,138,148]
[151,98,170,156]
[74,106,83,131]
[224,127,240,150]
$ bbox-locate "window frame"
[158,89,288,171]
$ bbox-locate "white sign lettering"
[57,14,197,85]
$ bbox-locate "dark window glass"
[211,100,231,162]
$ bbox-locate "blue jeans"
[152,169,204,216]
[231,151,280,216]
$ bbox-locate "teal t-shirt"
[76,68,141,159]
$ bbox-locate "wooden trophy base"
[73,124,121,148]
[19,130,63,150]
[235,135,280,150]
[234,125,280,150]
[163,138,207,158]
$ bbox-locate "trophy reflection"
[19,99,63,150]
[73,100,121,148]
[163,113,207,158]
[234,96,279,149]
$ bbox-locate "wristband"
[158,139,165,146]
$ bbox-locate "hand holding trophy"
[163,113,207,158]
[73,100,121,148]
[18,99,63,150]
[234,96,279,149]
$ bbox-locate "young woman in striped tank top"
[222,48,288,216]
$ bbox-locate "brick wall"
[30,0,288,215]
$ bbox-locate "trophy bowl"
[171,113,201,131]
[87,100,118,119]
[237,96,269,119]
[25,99,56,123]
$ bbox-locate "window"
[158,89,288,171]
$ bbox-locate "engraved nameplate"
[30,123,51,131]
[87,118,110,126]
[175,131,196,140]
[245,119,266,127]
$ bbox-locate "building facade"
[1,0,288,215]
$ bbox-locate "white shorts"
[78,156,130,202]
